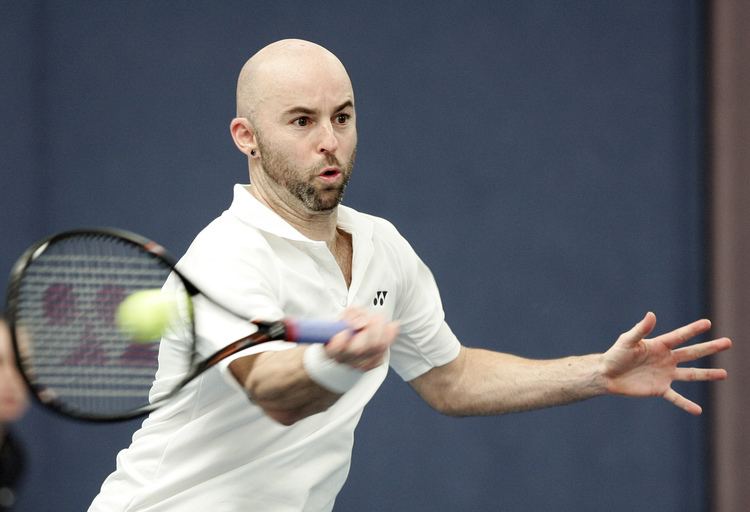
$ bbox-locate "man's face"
[256,127,356,212]
[251,57,358,212]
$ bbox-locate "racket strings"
[13,234,178,417]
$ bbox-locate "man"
[90,39,731,511]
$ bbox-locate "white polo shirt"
[89,185,460,512]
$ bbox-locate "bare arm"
[411,313,731,416]
[229,347,338,425]
[230,310,399,425]
[410,347,605,416]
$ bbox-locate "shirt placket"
[309,243,349,309]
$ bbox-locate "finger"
[346,315,386,355]
[384,321,399,343]
[349,319,398,352]
[655,318,712,349]
[663,388,702,415]
[325,308,371,355]
[332,321,399,369]
[330,315,386,363]
[350,322,400,370]
[674,367,728,382]
[618,312,656,347]
[325,328,355,357]
[672,337,732,363]
[340,307,369,327]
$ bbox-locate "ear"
[230,117,258,157]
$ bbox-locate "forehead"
[256,56,354,114]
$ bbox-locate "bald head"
[236,39,353,122]
[230,39,358,214]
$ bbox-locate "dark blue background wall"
[0,1,709,510]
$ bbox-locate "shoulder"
[177,211,281,294]
[184,210,273,263]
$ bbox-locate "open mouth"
[318,168,342,181]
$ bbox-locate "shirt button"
[328,289,347,308]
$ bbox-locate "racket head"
[5,228,196,422]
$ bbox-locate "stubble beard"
[258,139,356,212]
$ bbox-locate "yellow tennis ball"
[116,289,179,342]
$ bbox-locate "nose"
[317,122,339,155]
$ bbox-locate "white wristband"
[303,344,363,394]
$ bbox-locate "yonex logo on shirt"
[373,291,388,306]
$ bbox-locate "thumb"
[619,312,656,347]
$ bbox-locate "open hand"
[602,312,731,415]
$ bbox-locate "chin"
[309,200,341,212]
[303,187,346,212]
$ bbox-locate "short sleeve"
[166,226,297,393]
[387,240,461,381]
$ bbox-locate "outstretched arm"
[410,312,731,416]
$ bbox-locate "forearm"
[413,347,608,416]
[229,347,341,425]
[227,311,397,425]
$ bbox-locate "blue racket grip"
[284,319,351,344]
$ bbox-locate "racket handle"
[284,319,350,344]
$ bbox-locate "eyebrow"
[282,100,354,117]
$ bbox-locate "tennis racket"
[5,228,348,422]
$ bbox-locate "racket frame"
[4,227,298,422]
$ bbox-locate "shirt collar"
[227,184,373,242]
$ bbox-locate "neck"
[248,183,338,244]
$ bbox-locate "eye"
[293,117,310,127]
[335,113,351,124]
